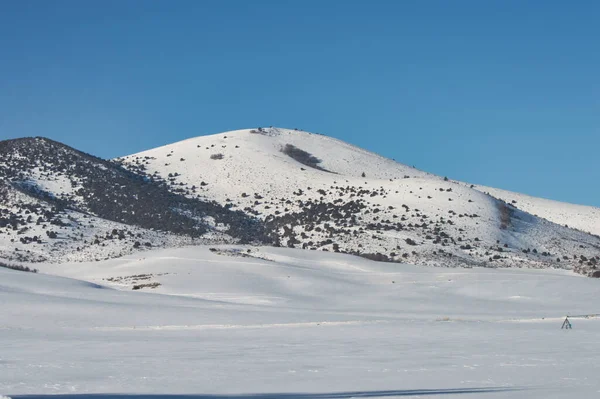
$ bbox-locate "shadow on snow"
[12,387,525,398]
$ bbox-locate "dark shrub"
[281,144,331,172]
[0,261,38,273]
[132,282,161,290]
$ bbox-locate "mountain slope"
[470,184,600,236]
[0,137,267,262]
[119,127,600,276]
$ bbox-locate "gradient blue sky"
[1,1,598,206]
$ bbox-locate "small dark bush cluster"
[281,144,330,172]
[132,282,161,290]
[210,153,224,160]
[0,261,38,273]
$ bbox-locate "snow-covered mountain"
[2,128,599,276]
[118,127,600,276]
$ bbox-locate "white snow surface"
[3,245,600,398]
[122,127,434,203]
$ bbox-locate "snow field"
[2,246,600,398]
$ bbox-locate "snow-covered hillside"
[120,127,600,276]
[121,127,433,201]
[0,137,265,263]
[3,246,600,397]
[471,184,600,236]
[0,178,184,262]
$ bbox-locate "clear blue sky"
[1,1,598,206]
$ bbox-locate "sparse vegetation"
[0,137,269,252]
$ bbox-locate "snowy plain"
[2,246,600,398]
